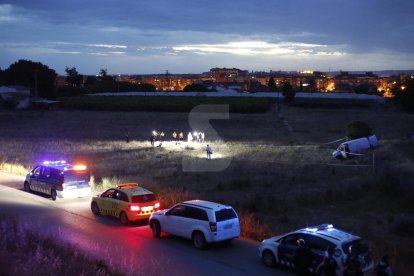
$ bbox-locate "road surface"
[0,171,292,276]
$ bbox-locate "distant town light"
[401,86,406,90]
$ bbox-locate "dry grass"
[0,106,413,274]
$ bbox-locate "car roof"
[181,200,231,210]
[114,183,154,196]
[296,224,360,243]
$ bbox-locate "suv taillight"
[130,205,140,211]
[154,202,160,209]
[209,222,217,232]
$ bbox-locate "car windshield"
[131,194,156,203]
[342,239,370,255]
[64,170,90,182]
[215,208,237,222]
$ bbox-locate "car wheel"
[262,250,276,267]
[24,182,31,193]
[51,189,57,201]
[192,231,206,249]
[91,202,100,215]
[150,220,161,238]
[120,211,129,224]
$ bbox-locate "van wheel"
[91,202,100,215]
[150,220,161,238]
[120,212,129,224]
[24,182,31,193]
[51,189,57,201]
[262,250,276,267]
[192,231,206,249]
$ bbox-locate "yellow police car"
[91,183,160,224]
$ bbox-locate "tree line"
[1,59,413,111]
[0,59,156,99]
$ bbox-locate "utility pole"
[34,69,38,98]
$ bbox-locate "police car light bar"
[73,165,87,171]
[117,183,139,189]
[305,224,333,232]
[43,160,66,165]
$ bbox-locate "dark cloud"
[1,0,413,73]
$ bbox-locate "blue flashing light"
[43,160,66,166]
[306,224,334,232]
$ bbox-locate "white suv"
[149,200,240,249]
[258,224,374,275]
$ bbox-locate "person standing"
[179,132,184,143]
[323,246,338,276]
[188,132,193,143]
[206,144,213,159]
[172,131,177,144]
[293,239,313,276]
[376,255,393,276]
[343,245,363,276]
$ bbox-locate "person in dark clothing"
[376,255,393,276]
[293,239,313,276]
[323,246,338,276]
[343,245,363,276]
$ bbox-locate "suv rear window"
[132,194,156,203]
[215,208,237,222]
[64,170,90,182]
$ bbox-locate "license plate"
[224,223,233,229]
[141,206,154,212]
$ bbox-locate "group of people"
[150,131,168,147]
[149,130,213,159]
[292,239,393,276]
[187,131,205,143]
[150,131,206,145]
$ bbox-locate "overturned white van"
[332,135,379,159]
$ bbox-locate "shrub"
[239,212,273,241]
[345,121,372,139]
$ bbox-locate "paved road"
[0,172,292,276]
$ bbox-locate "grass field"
[0,103,413,274]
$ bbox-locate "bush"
[346,121,372,139]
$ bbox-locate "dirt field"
[0,104,413,274]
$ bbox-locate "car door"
[180,206,207,239]
[163,204,187,237]
[37,166,52,195]
[277,233,304,268]
[99,189,116,216]
[29,166,42,192]
[112,190,127,218]
[306,235,336,273]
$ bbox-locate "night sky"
[1,0,413,74]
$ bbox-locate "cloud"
[0,4,25,22]
[173,41,346,56]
